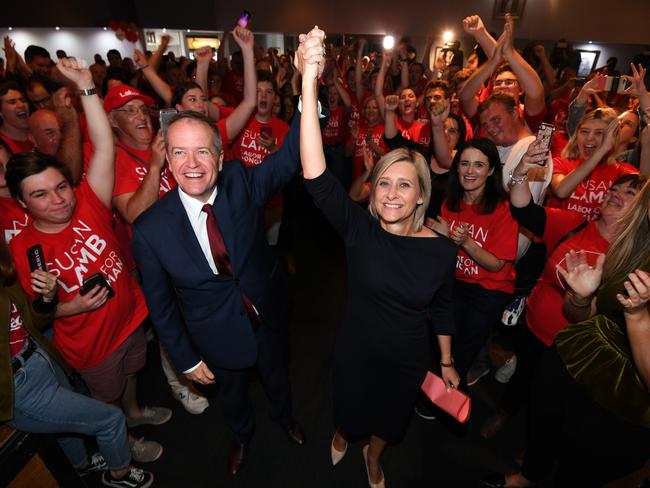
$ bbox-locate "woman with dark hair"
[482,177,650,488]
[170,81,208,115]
[431,138,519,387]
[299,28,458,487]
[0,236,154,487]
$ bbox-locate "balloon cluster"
[108,20,140,43]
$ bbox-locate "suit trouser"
[212,321,292,443]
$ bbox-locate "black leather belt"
[12,339,36,374]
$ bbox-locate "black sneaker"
[77,452,107,476]
[101,467,154,488]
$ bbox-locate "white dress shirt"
[177,185,220,275]
[177,186,219,373]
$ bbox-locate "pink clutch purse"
[420,371,471,423]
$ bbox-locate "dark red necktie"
[202,204,261,330]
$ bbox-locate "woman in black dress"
[297,27,460,488]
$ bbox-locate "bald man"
[28,110,61,155]
[28,102,82,183]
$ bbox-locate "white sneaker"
[495,355,517,384]
[130,438,163,463]
[174,387,209,415]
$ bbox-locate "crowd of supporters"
[1,12,649,488]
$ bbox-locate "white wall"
[0,27,285,65]
[0,27,140,65]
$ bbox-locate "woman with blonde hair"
[548,107,639,221]
[298,27,459,487]
[482,178,650,487]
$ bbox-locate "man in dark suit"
[131,44,321,471]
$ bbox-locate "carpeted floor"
[93,204,546,488]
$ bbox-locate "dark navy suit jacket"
[132,115,301,372]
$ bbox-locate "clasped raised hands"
[295,26,326,80]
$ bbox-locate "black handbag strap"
[550,220,589,255]
[116,143,150,166]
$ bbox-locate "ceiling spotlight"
[187,29,191,33]
[103,27,107,31]
[588,40,593,44]
[382,35,394,50]
[55,26,60,31]
[162,27,167,33]
[442,30,454,44]
[8,27,12,31]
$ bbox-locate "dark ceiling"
[6,0,650,45]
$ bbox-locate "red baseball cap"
[103,84,154,113]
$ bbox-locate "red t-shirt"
[0,196,31,243]
[0,132,33,154]
[441,200,518,293]
[215,106,234,148]
[550,131,569,159]
[548,158,639,221]
[395,115,427,144]
[526,210,608,345]
[323,106,346,146]
[229,116,289,207]
[9,301,29,357]
[229,116,289,167]
[349,122,388,181]
[113,144,177,198]
[10,181,148,369]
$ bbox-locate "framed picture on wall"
[493,0,527,19]
[576,49,601,77]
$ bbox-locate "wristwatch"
[78,87,98,97]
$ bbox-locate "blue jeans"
[9,344,131,470]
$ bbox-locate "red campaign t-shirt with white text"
[441,200,518,293]
[526,209,609,345]
[229,116,289,168]
[229,116,289,207]
[9,302,29,357]
[548,158,638,221]
[10,181,148,369]
[0,196,31,243]
[113,144,177,198]
[323,106,346,146]
[349,122,388,181]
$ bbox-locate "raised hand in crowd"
[623,63,650,110]
[574,73,608,106]
[558,250,606,300]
